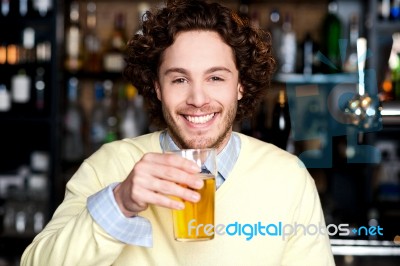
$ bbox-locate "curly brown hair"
[123,0,275,127]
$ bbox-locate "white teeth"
[185,113,215,124]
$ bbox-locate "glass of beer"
[168,148,216,241]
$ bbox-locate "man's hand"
[113,153,203,217]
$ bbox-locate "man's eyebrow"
[163,66,232,76]
[205,67,232,74]
[163,67,188,76]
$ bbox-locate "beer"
[166,148,217,241]
[172,173,215,241]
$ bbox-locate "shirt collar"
[159,130,240,180]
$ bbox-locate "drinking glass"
[168,148,217,241]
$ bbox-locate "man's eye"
[172,78,187,84]
[210,76,223,81]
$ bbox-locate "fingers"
[120,176,200,213]
[115,152,204,216]
[149,177,201,203]
[132,167,201,202]
[140,153,203,190]
[143,152,200,173]
[140,190,185,210]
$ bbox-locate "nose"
[186,82,210,107]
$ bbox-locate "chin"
[167,118,233,150]
[185,132,230,150]
[180,136,215,149]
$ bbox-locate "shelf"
[381,101,400,126]
[0,114,52,123]
[0,104,54,120]
[0,15,54,25]
[373,21,400,34]
[273,73,358,84]
[331,239,400,256]
[65,70,125,81]
[0,3,61,262]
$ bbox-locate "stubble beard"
[163,104,238,150]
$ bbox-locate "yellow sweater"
[22,131,334,266]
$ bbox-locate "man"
[22,0,335,265]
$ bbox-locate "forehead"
[173,30,224,45]
[159,30,237,70]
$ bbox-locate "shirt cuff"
[87,182,153,247]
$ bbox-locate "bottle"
[120,84,138,139]
[22,27,36,63]
[0,84,11,112]
[302,33,314,75]
[321,0,342,73]
[90,82,107,151]
[254,100,268,141]
[380,68,394,101]
[1,0,9,16]
[392,54,400,100]
[63,77,84,162]
[36,41,51,62]
[65,1,83,72]
[391,0,400,20]
[34,67,45,110]
[271,90,291,150]
[103,80,119,143]
[7,44,18,65]
[136,94,148,135]
[389,33,400,100]
[237,0,249,19]
[279,13,297,74]
[33,0,52,17]
[103,12,128,72]
[83,2,101,73]
[19,0,28,16]
[379,0,391,20]
[0,43,6,64]
[343,14,359,73]
[11,69,31,104]
[268,8,282,67]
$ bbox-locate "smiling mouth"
[184,113,215,124]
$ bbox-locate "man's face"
[156,31,243,151]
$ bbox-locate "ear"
[155,81,162,101]
[237,83,244,100]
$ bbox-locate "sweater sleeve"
[281,164,335,266]
[87,182,152,247]
[21,141,151,266]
